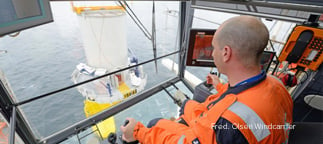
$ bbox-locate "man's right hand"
[206,73,220,88]
[120,118,137,143]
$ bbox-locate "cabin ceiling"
[192,0,323,23]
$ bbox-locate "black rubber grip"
[108,132,117,144]
[124,120,130,126]
[286,30,313,63]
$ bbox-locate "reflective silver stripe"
[177,135,185,144]
[228,102,271,142]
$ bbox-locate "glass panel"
[0,1,179,102]
[187,9,296,87]
[0,1,180,141]
[174,81,194,99]
[19,87,85,139]
[18,57,177,139]
[59,81,192,144]
[187,9,234,88]
[120,1,180,59]
[0,2,84,102]
[192,9,237,29]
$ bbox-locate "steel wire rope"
[97,11,122,70]
[152,0,158,73]
[87,10,119,70]
[123,0,152,40]
[117,1,152,40]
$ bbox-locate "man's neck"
[227,67,262,86]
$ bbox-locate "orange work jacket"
[133,75,293,144]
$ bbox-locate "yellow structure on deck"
[83,82,137,139]
[72,5,125,14]
[72,3,141,140]
[84,100,119,139]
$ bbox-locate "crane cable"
[118,0,158,73]
[118,0,152,40]
[152,0,158,73]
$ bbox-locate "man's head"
[211,16,269,74]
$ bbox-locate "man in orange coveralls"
[121,15,293,144]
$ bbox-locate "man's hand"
[120,118,137,142]
[206,73,220,88]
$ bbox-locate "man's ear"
[222,45,232,62]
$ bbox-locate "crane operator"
[121,15,293,144]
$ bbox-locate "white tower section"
[78,9,128,71]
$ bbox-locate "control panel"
[278,25,323,71]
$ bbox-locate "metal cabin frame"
[0,0,322,144]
